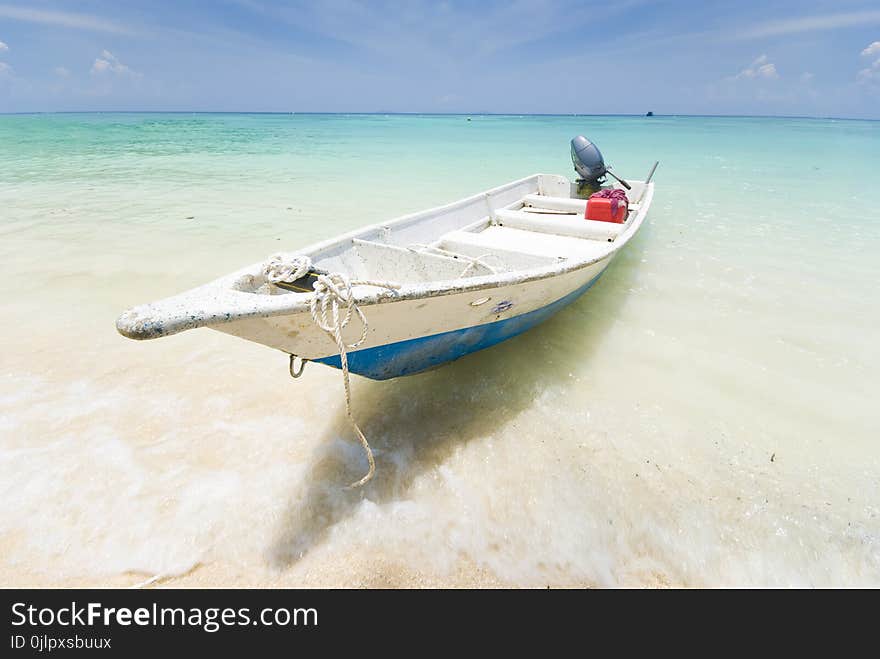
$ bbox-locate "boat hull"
[212,251,613,377]
[314,270,605,379]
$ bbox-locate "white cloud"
[757,63,778,78]
[738,11,880,39]
[0,61,11,76]
[0,4,131,34]
[862,42,880,57]
[856,43,880,87]
[0,40,8,52]
[857,58,880,84]
[90,50,138,77]
[54,66,70,77]
[735,55,780,80]
[800,72,814,83]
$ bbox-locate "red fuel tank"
[586,191,628,223]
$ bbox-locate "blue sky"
[0,1,878,117]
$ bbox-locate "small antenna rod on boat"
[645,160,660,185]
[605,166,632,190]
[637,161,660,204]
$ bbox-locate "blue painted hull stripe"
[315,272,604,380]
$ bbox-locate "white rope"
[263,253,313,284]
[264,254,400,488]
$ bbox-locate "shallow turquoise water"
[1,114,878,586]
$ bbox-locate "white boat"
[117,142,656,382]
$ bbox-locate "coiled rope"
[263,253,313,284]
[263,254,400,487]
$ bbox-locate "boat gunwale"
[226,175,652,311]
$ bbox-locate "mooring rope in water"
[263,254,400,488]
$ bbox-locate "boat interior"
[234,178,648,295]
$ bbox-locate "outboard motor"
[570,136,607,186]
[570,135,631,196]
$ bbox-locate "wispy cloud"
[737,11,880,39]
[91,50,139,77]
[0,4,132,34]
[857,58,880,85]
[0,61,12,76]
[859,42,880,87]
[734,55,779,80]
[862,41,880,57]
[0,40,8,52]
[54,66,70,78]
[234,0,649,64]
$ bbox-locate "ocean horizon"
[2,110,879,121]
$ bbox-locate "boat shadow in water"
[268,238,647,569]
